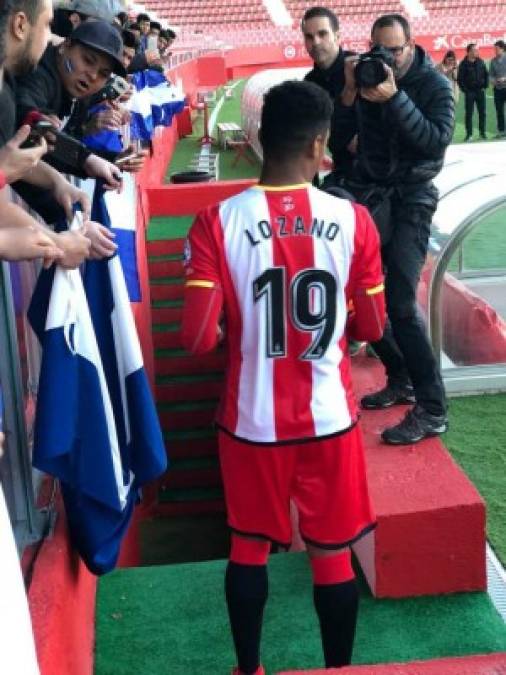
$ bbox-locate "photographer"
[333,14,454,444]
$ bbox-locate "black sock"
[225,561,268,675]
[313,579,359,668]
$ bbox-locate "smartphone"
[21,121,56,149]
[147,35,160,54]
[90,75,130,106]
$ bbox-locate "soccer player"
[181,80,385,674]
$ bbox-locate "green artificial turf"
[453,86,503,143]
[95,552,506,675]
[444,394,506,566]
[147,215,193,242]
[446,207,506,273]
[165,78,260,185]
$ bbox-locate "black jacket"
[304,49,355,178]
[15,45,92,177]
[457,57,489,92]
[332,45,455,199]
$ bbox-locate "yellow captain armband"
[366,283,385,296]
[185,280,216,289]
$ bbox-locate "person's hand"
[0,126,48,184]
[55,229,91,269]
[52,176,91,223]
[84,220,117,259]
[84,154,123,191]
[360,64,398,103]
[116,145,148,174]
[341,55,359,106]
[0,226,63,268]
[145,50,162,66]
[86,108,124,133]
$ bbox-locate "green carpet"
[147,215,193,242]
[95,552,506,675]
[445,394,506,566]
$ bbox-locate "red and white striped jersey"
[184,184,383,444]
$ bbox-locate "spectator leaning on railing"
[0,0,93,268]
[13,18,125,222]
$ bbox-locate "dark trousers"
[370,199,447,416]
[464,89,486,136]
[494,88,506,133]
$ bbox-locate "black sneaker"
[381,405,448,445]
[361,384,416,410]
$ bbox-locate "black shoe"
[361,384,416,410]
[480,133,487,140]
[381,405,448,445]
[464,134,472,142]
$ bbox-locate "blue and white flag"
[102,176,141,302]
[129,69,185,141]
[28,213,167,575]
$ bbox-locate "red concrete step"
[162,466,222,489]
[150,282,184,302]
[156,378,223,403]
[147,238,185,257]
[166,436,218,459]
[153,329,182,350]
[278,652,506,674]
[332,356,485,598]
[158,406,216,431]
[148,259,184,279]
[152,306,183,324]
[155,351,227,376]
[152,499,225,517]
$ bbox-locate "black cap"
[71,20,126,77]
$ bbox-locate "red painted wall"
[27,493,97,675]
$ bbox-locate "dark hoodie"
[332,45,455,200]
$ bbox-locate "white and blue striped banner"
[29,210,167,575]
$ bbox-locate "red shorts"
[218,425,376,549]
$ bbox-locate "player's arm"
[181,213,224,355]
[346,204,386,342]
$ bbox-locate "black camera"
[354,45,395,88]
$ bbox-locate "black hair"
[128,22,139,31]
[494,40,505,50]
[260,80,332,160]
[150,21,161,32]
[466,43,477,53]
[166,28,176,39]
[0,0,11,65]
[8,0,44,24]
[116,11,128,27]
[443,50,456,61]
[122,29,139,50]
[137,13,150,23]
[371,13,411,41]
[301,6,338,32]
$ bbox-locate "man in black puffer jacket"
[331,13,455,445]
[457,43,489,140]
